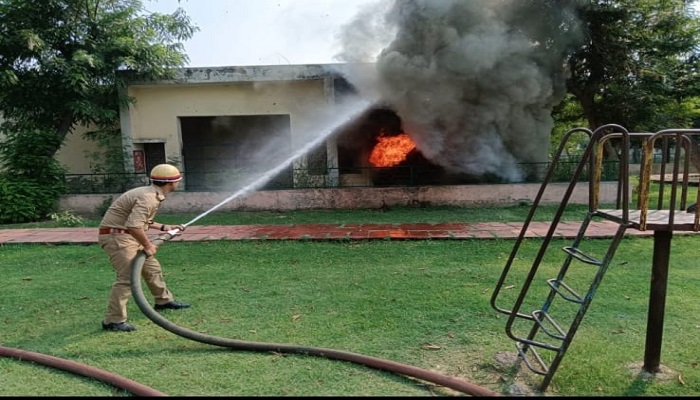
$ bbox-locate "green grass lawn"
[2,207,699,396]
[2,204,593,229]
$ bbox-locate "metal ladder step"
[491,125,635,393]
[562,246,603,266]
[546,278,584,303]
[510,243,609,380]
[532,310,568,341]
[515,342,549,376]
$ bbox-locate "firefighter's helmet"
[150,164,182,182]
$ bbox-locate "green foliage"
[0,127,66,181]
[0,127,66,223]
[82,126,127,174]
[0,0,198,136]
[0,0,197,222]
[0,178,38,223]
[48,210,85,227]
[65,172,147,194]
[551,94,589,157]
[568,0,700,130]
[0,177,57,224]
[96,195,114,217]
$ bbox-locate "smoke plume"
[335,0,584,182]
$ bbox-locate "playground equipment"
[491,124,700,392]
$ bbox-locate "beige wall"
[123,79,331,172]
[55,125,103,174]
[55,65,341,177]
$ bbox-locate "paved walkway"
[0,221,667,244]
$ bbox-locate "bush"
[0,126,67,223]
[97,196,113,217]
[48,210,85,227]
[0,178,50,223]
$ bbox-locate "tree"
[566,0,700,131]
[0,0,197,222]
[549,0,700,177]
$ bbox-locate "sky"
[144,0,380,67]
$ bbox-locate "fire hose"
[129,229,502,397]
[0,345,166,396]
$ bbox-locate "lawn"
[1,205,699,396]
[4,204,593,229]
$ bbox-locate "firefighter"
[98,163,190,332]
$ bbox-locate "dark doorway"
[180,115,293,191]
[143,142,166,175]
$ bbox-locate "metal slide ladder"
[499,208,629,392]
[490,124,700,392]
[489,124,638,392]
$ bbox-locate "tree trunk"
[49,113,75,157]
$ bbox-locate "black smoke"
[334,0,585,182]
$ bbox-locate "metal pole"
[643,230,672,373]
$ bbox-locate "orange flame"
[369,133,416,167]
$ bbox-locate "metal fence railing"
[65,173,150,194]
[63,160,625,195]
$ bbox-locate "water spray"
[139,96,501,395]
[162,97,375,238]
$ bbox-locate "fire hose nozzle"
[153,228,183,244]
[167,228,182,236]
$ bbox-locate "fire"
[369,133,416,167]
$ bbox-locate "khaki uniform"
[98,185,174,324]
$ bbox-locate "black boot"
[102,321,136,332]
[154,301,191,310]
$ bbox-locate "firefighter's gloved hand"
[167,225,186,236]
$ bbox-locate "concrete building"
[57,63,618,214]
[117,64,355,190]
